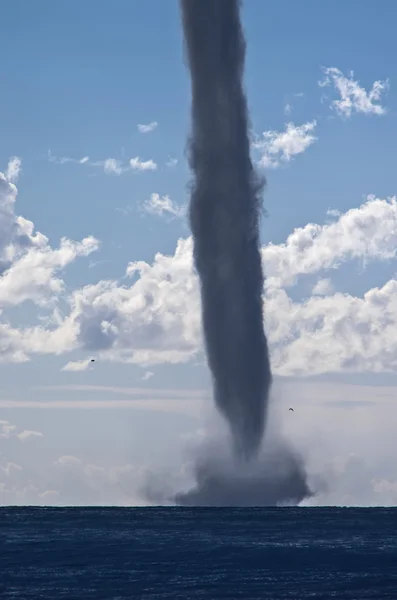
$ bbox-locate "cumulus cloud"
[0,167,46,273]
[319,67,389,118]
[262,195,397,288]
[60,236,200,366]
[0,159,99,362]
[52,195,397,376]
[5,157,21,183]
[5,155,397,378]
[130,157,157,171]
[137,121,158,134]
[61,359,93,372]
[312,278,334,296]
[0,235,99,308]
[141,193,186,218]
[253,121,317,168]
[103,158,124,175]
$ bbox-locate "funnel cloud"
[175,0,312,506]
[180,0,271,460]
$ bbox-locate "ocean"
[1,507,396,599]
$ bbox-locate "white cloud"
[262,195,397,288]
[319,67,389,118]
[17,430,43,441]
[312,278,334,296]
[137,121,158,134]
[51,195,397,376]
[284,103,292,115]
[142,371,154,381]
[0,159,99,362]
[5,157,22,183]
[0,419,43,442]
[130,157,157,171]
[0,235,99,308]
[142,193,186,218]
[103,158,124,175]
[253,121,317,168]
[0,421,17,438]
[61,359,93,372]
[6,154,397,378]
[59,236,200,367]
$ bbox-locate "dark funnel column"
[180,0,272,459]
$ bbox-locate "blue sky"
[1,1,397,506]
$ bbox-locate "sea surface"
[1,507,397,599]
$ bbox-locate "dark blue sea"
[1,507,397,599]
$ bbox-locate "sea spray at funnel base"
[180,0,271,460]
